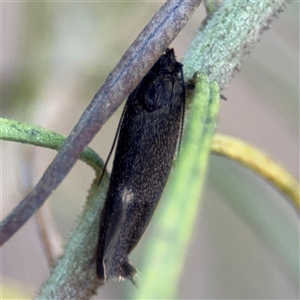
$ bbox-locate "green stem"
[183,0,288,88]
[0,118,103,173]
[132,74,220,299]
[0,117,108,298]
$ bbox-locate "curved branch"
[212,134,300,213]
[0,118,103,173]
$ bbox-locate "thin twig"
[212,134,300,213]
[0,0,203,246]
[35,204,64,268]
[18,146,64,267]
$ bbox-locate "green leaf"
[131,74,220,299]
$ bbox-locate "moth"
[97,48,185,284]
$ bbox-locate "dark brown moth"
[97,48,185,284]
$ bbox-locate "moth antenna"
[177,65,186,156]
[97,104,128,187]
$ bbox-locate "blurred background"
[1,1,299,299]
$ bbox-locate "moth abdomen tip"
[120,259,137,278]
[111,259,138,284]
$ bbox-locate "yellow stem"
[212,134,300,214]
